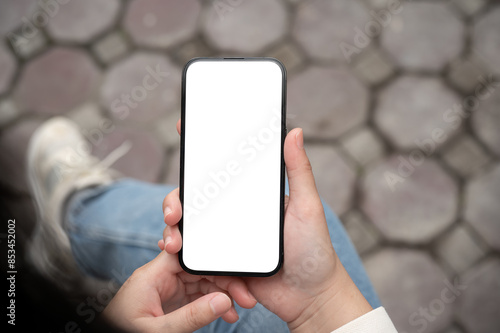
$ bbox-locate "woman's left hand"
[103,243,257,332]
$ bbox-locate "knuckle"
[184,304,207,329]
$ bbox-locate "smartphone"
[179,58,286,276]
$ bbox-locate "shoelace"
[97,140,133,170]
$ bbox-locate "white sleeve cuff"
[331,307,398,333]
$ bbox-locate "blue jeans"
[65,179,380,332]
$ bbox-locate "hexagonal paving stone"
[465,164,500,251]
[473,7,500,75]
[457,259,500,333]
[13,47,101,115]
[0,43,16,95]
[0,0,37,37]
[288,66,369,139]
[436,225,486,274]
[447,55,489,95]
[92,31,130,64]
[341,126,385,167]
[293,0,370,62]
[442,134,490,177]
[92,126,165,183]
[202,0,287,53]
[0,118,43,193]
[343,210,380,255]
[375,76,462,150]
[305,144,356,215]
[100,53,181,124]
[361,156,459,244]
[381,3,464,71]
[365,249,454,333]
[472,86,500,157]
[46,0,120,43]
[124,0,201,49]
[352,48,395,86]
[10,27,47,59]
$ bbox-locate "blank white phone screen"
[182,59,284,274]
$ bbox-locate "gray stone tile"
[0,0,37,37]
[305,144,356,216]
[92,126,165,183]
[124,0,201,49]
[451,0,486,16]
[435,225,486,274]
[472,86,500,157]
[0,99,20,126]
[340,126,386,167]
[457,259,500,333]
[473,7,500,75]
[202,0,288,53]
[0,118,43,193]
[465,164,500,251]
[292,0,370,63]
[13,47,101,115]
[92,31,130,64]
[381,2,464,71]
[46,0,120,43]
[9,26,47,59]
[100,52,181,124]
[288,66,369,139]
[447,55,489,95]
[374,76,462,150]
[343,210,381,255]
[442,134,490,177]
[0,43,16,95]
[352,48,395,86]
[361,156,459,244]
[365,248,454,333]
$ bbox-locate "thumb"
[158,292,232,332]
[284,128,321,208]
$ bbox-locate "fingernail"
[295,128,304,150]
[165,236,172,246]
[209,293,231,316]
[164,206,172,219]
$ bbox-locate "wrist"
[287,265,372,333]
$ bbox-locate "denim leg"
[65,179,379,333]
[65,179,173,283]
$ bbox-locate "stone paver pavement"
[1,0,499,332]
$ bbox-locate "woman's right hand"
[162,123,373,332]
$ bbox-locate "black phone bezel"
[178,57,287,277]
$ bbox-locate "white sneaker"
[26,117,131,290]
